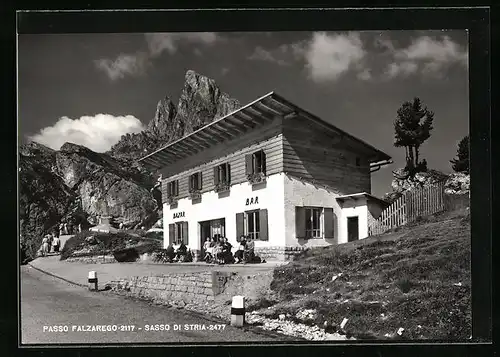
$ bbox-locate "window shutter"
[295,207,306,239]
[197,172,202,190]
[175,180,179,196]
[261,150,267,174]
[324,208,334,239]
[259,209,268,241]
[214,166,219,185]
[182,221,189,245]
[245,154,253,175]
[226,163,231,183]
[236,213,244,238]
[168,224,175,245]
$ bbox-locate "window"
[167,180,179,197]
[356,157,361,166]
[214,163,231,192]
[245,210,261,240]
[215,163,231,183]
[245,150,267,184]
[169,222,188,245]
[236,209,268,241]
[296,207,334,240]
[305,207,322,238]
[189,172,202,191]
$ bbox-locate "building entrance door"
[199,218,226,254]
[347,216,359,242]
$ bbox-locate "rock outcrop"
[444,172,470,195]
[56,142,158,227]
[19,143,84,258]
[384,168,470,203]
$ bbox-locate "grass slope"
[262,209,471,340]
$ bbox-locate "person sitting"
[234,235,246,263]
[174,242,188,262]
[164,244,175,262]
[214,239,225,264]
[221,237,234,264]
[243,236,255,263]
[203,237,214,263]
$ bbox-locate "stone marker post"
[231,295,245,327]
[88,271,98,291]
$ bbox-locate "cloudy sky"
[18,30,469,197]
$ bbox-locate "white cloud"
[28,114,145,152]
[94,52,150,81]
[357,68,372,81]
[302,32,366,82]
[248,46,290,66]
[145,32,219,56]
[95,32,219,80]
[383,35,468,79]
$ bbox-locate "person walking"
[52,235,61,253]
[41,235,50,257]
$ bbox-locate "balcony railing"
[165,195,178,205]
[215,180,231,193]
[188,189,202,200]
[247,172,267,185]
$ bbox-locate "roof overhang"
[138,91,392,171]
[336,192,389,207]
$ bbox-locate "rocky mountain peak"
[176,70,240,134]
[146,96,177,139]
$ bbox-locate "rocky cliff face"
[19,70,239,259]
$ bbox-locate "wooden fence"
[368,182,446,236]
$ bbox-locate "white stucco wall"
[283,174,369,247]
[163,173,286,251]
[337,198,369,243]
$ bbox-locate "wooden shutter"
[227,163,231,183]
[259,209,268,241]
[182,221,189,245]
[323,208,334,239]
[236,213,244,238]
[168,224,175,245]
[213,166,219,185]
[245,154,253,175]
[295,207,306,239]
[175,180,179,196]
[197,172,202,190]
[261,150,267,174]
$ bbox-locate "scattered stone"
[340,318,348,329]
[279,314,286,321]
[397,327,404,336]
[453,282,463,287]
[331,273,343,282]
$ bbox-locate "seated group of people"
[163,242,192,263]
[203,235,255,264]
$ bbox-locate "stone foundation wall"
[255,246,309,261]
[106,271,237,305]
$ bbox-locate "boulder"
[444,173,470,195]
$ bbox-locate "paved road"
[21,266,286,345]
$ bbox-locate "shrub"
[60,231,149,260]
[395,277,414,293]
[153,248,174,263]
[113,248,140,262]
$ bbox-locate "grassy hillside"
[256,209,471,340]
